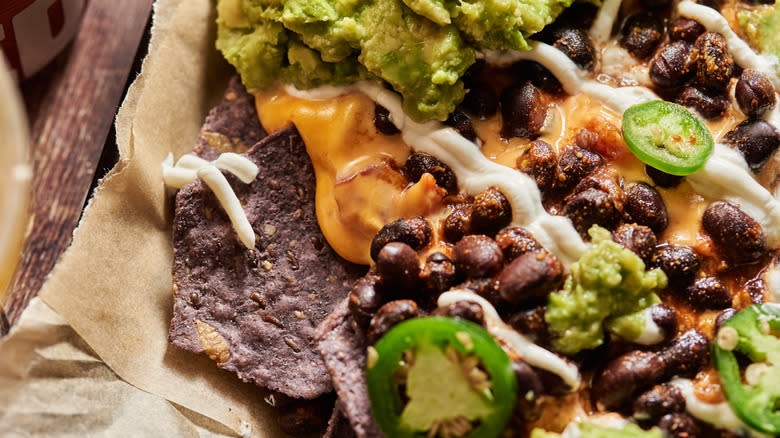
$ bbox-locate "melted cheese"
[254,89,444,264]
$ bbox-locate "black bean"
[693,32,734,91]
[536,367,573,396]
[374,104,399,135]
[556,146,604,190]
[404,152,458,194]
[591,350,666,411]
[645,165,683,188]
[612,223,657,263]
[553,27,596,71]
[696,0,722,10]
[444,110,478,143]
[507,306,549,345]
[659,329,710,378]
[723,119,780,171]
[702,202,766,265]
[370,217,432,261]
[657,413,702,438]
[649,41,695,89]
[348,273,384,327]
[443,204,473,243]
[735,69,777,118]
[471,188,512,236]
[366,300,420,344]
[714,308,737,331]
[512,360,544,421]
[375,242,421,296]
[651,304,679,342]
[571,166,625,207]
[497,251,564,305]
[639,0,672,9]
[674,86,729,120]
[431,300,485,326]
[510,61,564,95]
[549,2,599,30]
[456,277,498,299]
[682,277,732,309]
[563,188,622,236]
[633,384,686,423]
[461,83,498,119]
[495,227,543,261]
[651,244,701,286]
[625,182,669,234]
[420,252,457,295]
[518,140,558,194]
[500,83,547,139]
[670,18,705,43]
[620,14,663,60]
[277,398,332,436]
[454,235,505,278]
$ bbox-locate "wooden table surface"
[4,0,154,326]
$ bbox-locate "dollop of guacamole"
[531,422,664,438]
[545,226,667,355]
[216,0,577,121]
[738,4,780,63]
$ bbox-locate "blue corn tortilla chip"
[169,79,363,400]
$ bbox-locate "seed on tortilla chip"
[315,299,383,437]
[169,79,363,399]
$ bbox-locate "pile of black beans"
[620,6,780,171]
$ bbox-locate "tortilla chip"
[315,299,383,437]
[169,81,364,399]
[194,76,266,158]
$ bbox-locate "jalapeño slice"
[622,101,713,176]
[712,304,780,435]
[365,317,517,438]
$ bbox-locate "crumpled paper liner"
[0,0,289,435]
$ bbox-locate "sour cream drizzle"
[678,1,780,90]
[670,378,769,437]
[284,82,588,265]
[437,290,581,389]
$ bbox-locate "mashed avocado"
[531,422,664,438]
[216,0,577,121]
[739,5,780,63]
[545,226,667,355]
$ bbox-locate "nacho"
[169,80,363,400]
[165,0,780,436]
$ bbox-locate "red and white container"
[0,0,86,81]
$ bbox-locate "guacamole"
[531,422,664,438]
[216,0,577,121]
[545,226,667,355]
[738,4,780,63]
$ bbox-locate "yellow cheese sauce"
[255,86,743,266]
[255,88,446,264]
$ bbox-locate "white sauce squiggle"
[670,378,769,437]
[631,308,665,345]
[678,1,780,90]
[437,290,581,389]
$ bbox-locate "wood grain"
[5,0,153,324]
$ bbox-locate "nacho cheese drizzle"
[284,82,589,265]
[437,290,581,389]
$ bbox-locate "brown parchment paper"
[0,0,289,435]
